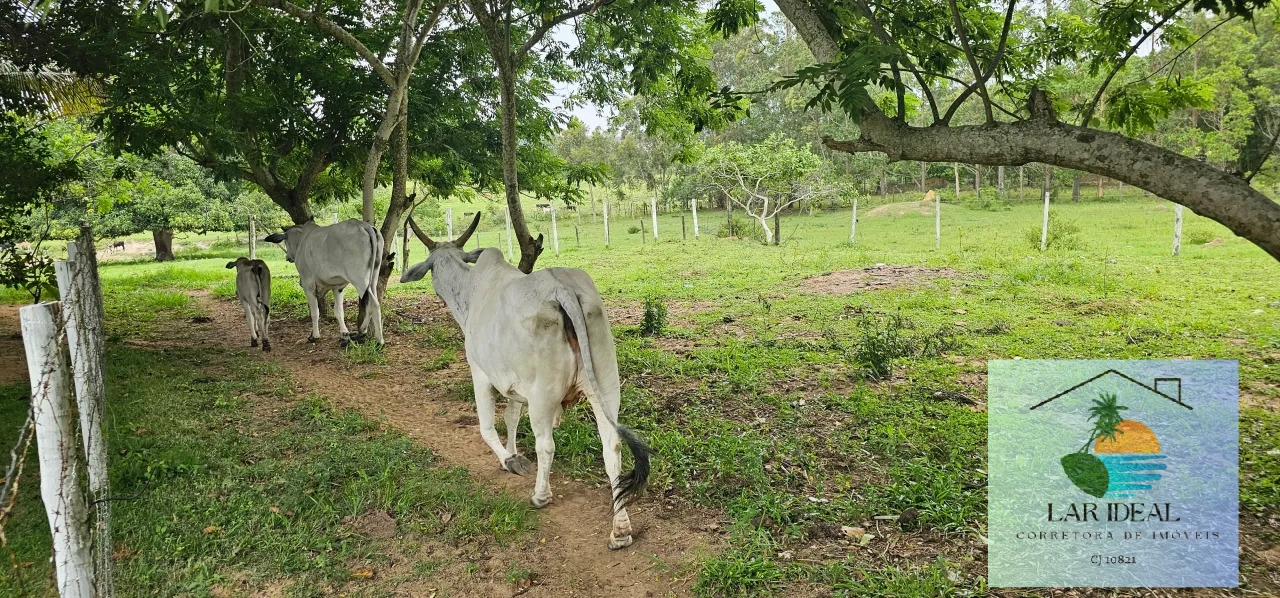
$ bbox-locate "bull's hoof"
[307,335,319,344]
[352,334,368,345]
[250,338,258,348]
[339,337,351,349]
[607,534,634,550]
[503,454,532,476]
[531,494,553,509]
[261,340,272,353]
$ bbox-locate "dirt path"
[187,292,722,597]
[0,304,27,386]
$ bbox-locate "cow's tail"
[555,288,650,512]
[360,223,384,310]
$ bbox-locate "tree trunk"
[973,164,981,194]
[152,230,174,262]
[879,167,887,199]
[920,161,927,191]
[773,210,781,245]
[953,162,960,200]
[497,57,541,273]
[1019,165,1025,201]
[1072,177,1081,203]
[998,165,1005,194]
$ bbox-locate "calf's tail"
[359,224,384,309]
[555,289,650,511]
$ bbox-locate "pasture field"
[2,194,1278,596]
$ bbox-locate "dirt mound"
[864,200,935,217]
[799,265,963,295]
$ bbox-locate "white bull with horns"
[401,213,650,550]
[265,219,385,346]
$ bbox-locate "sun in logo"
[1060,393,1167,498]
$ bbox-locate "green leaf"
[1061,453,1110,498]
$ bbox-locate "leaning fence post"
[603,201,611,248]
[21,302,95,598]
[575,224,580,248]
[55,242,114,598]
[682,215,686,240]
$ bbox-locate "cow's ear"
[462,248,484,264]
[401,260,431,283]
[225,261,236,269]
[264,232,286,243]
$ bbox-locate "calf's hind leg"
[504,400,523,455]
[242,300,259,347]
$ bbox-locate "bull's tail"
[360,224,385,308]
[556,289,650,511]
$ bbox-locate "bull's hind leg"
[333,288,350,345]
[504,400,523,455]
[472,369,528,475]
[590,397,633,550]
[528,400,558,508]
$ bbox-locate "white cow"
[264,219,385,346]
[402,214,649,550]
[226,257,272,351]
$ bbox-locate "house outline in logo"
[1031,369,1190,499]
[1030,369,1192,412]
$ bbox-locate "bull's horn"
[407,216,438,249]
[454,211,481,247]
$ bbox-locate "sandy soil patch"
[799,265,964,295]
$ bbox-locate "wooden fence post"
[446,208,454,241]
[1172,204,1184,256]
[248,217,256,259]
[640,219,646,245]
[681,216,686,240]
[56,235,113,598]
[575,224,580,248]
[650,198,659,241]
[401,218,410,272]
[1040,190,1051,251]
[603,201,610,248]
[934,190,941,250]
[505,205,514,259]
[21,302,95,598]
[691,198,700,238]
[850,197,858,244]
[953,162,960,201]
[551,203,560,256]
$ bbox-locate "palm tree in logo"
[1061,392,1128,497]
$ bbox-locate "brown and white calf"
[226,257,272,351]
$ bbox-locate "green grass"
[4,193,1277,595]
[0,344,533,597]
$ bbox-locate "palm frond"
[0,59,101,116]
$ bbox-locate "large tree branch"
[853,0,939,122]
[253,0,396,87]
[824,111,1280,260]
[1079,0,1190,127]
[517,0,612,60]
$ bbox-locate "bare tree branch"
[253,0,396,87]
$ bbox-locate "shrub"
[639,294,667,337]
[627,225,641,235]
[717,215,766,242]
[834,312,961,380]
[1024,210,1083,250]
[1183,228,1215,245]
